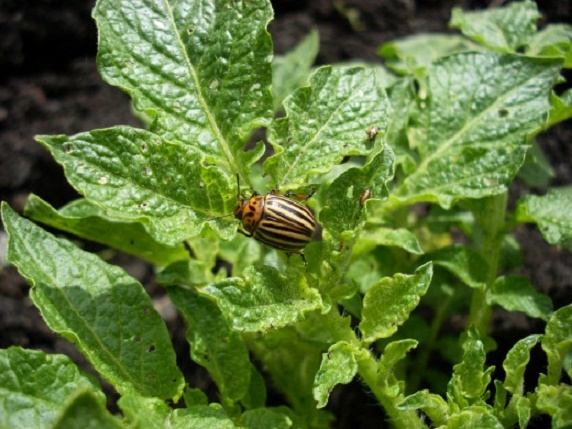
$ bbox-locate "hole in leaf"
[63,143,74,154]
[141,143,147,152]
[498,108,509,118]
[147,345,156,353]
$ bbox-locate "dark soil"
[1,1,571,428]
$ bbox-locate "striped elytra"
[234,193,316,254]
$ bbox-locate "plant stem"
[357,355,426,429]
[468,192,508,337]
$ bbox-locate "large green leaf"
[265,65,391,188]
[1,203,184,400]
[93,0,273,172]
[516,188,572,245]
[24,195,188,266]
[0,347,105,429]
[168,288,251,402]
[450,1,540,52]
[392,53,562,208]
[36,128,235,245]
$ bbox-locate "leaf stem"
[468,192,508,336]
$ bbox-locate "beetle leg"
[237,229,252,238]
[285,188,316,201]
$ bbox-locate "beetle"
[365,126,378,142]
[216,175,316,261]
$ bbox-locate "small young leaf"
[398,390,449,427]
[1,203,184,400]
[450,329,494,401]
[450,1,540,52]
[487,276,553,320]
[535,384,572,429]
[359,262,432,343]
[516,188,572,245]
[507,394,532,429]
[378,339,418,375]
[93,0,273,172]
[0,347,105,429]
[53,390,122,429]
[239,408,292,429]
[200,265,323,332]
[378,33,478,75]
[313,342,360,408]
[392,53,562,209]
[542,304,572,384]
[517,140,555,187]
[425,245,487,289]
[273,30,319,111]
[265,65,391,188]
[502,334,541,395]
[168,288,251,402]
[526,24,572,68]
[24,195,189,266]
[36,129,235,246]
[444,406,504,429]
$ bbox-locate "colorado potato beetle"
[230,176,316,261]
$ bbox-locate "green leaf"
[359,262,432,343]
[0,347,105,429]
[443,406,503,429]
[517,140,554,187]
[535,384,572,428]
[313,342,360,408]
[156,260,213,287]
[118,395,172,429]
[264,65,391,188]
[526,24,572,68]
[36,129,236,246]
[240,365,267,410]
[93,0,273,173]
[353,226,423,256]
[398,390,449,426]
[320,145,395,239]
[450,1,540,52]
[392,53,562,209]
[378,33,479,75]
[273,30,319,111]
[1,203,184,400]
[542,304,572,384]
[172,404,235,429]
[24,195,188,266]
[426,245,487,289]
[53,390,122,429]
[502,334,541,395]
[200,265,323,332]
[546,89,572,129]
[378,338,418,375]
[450,329,494,402]
[507,394,532,429]
[239,408,292,429]
[168,288,251,402]
[516,188,572,245]
[487,275,553,320]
